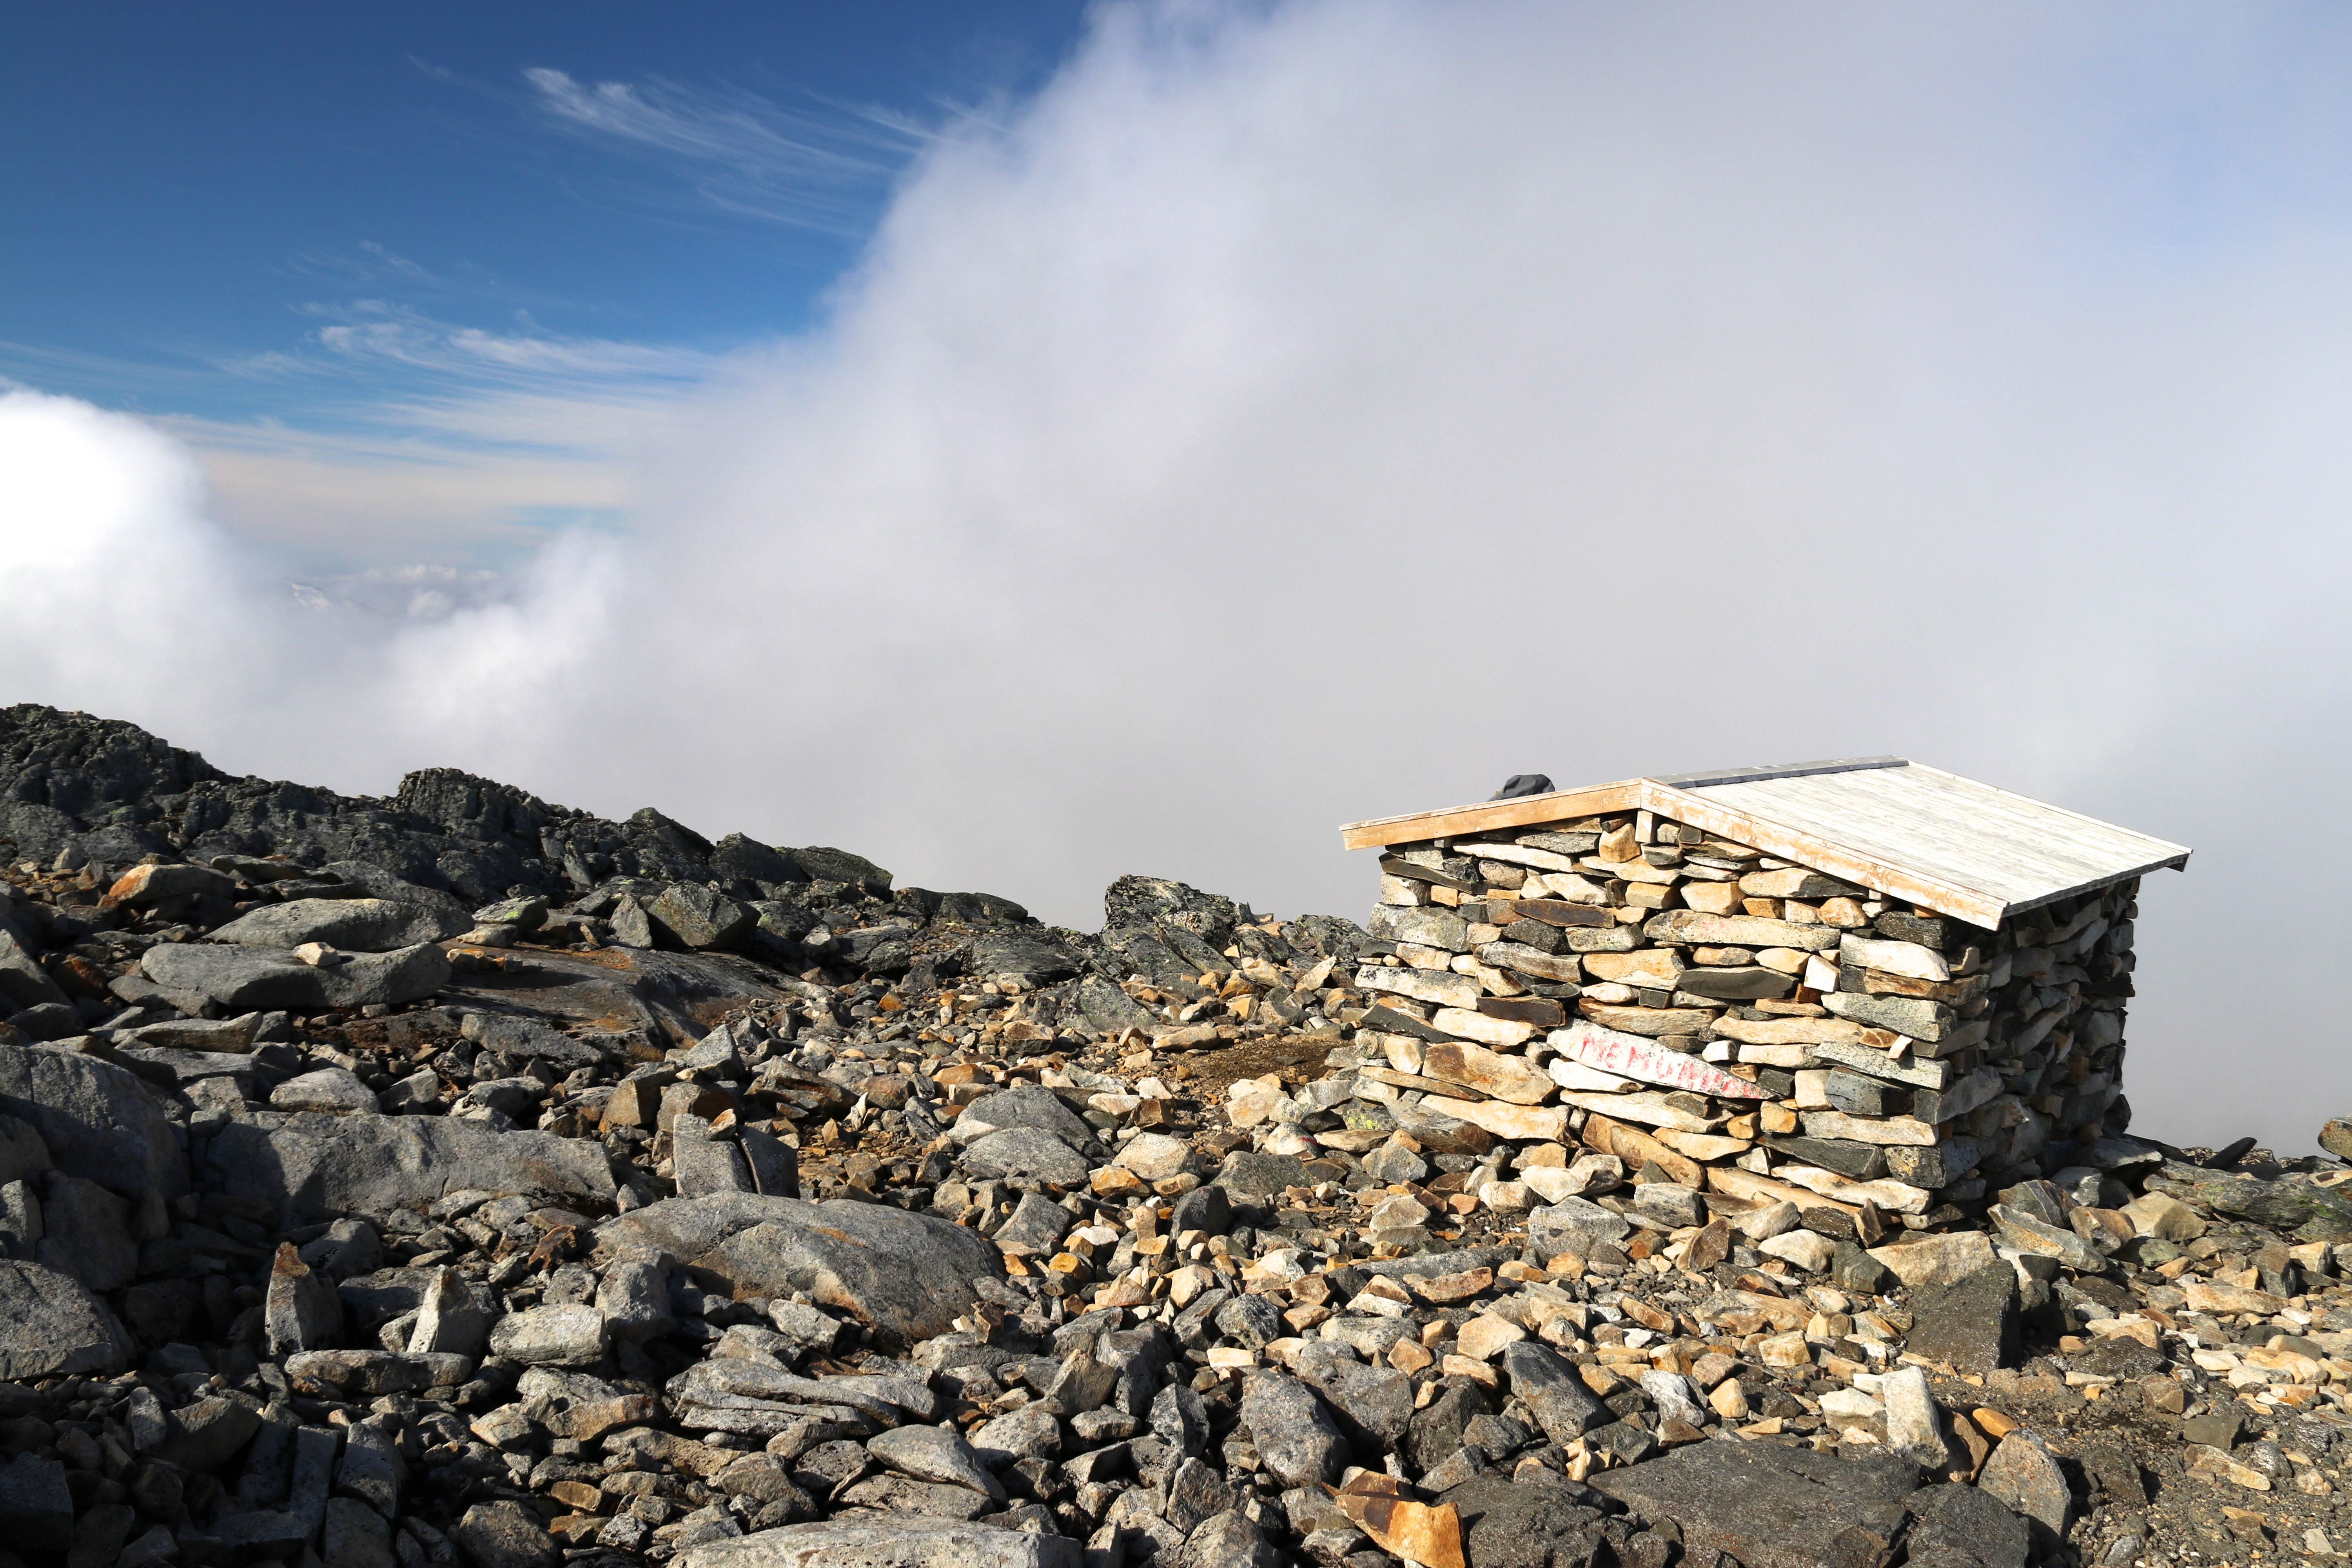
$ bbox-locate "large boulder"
[2145,1161,2352,1243]
[0,931,68,1012]
[1590,1436,1919,1568]
[0,1045,188,1201]
[143,941,450,1011]
[204,1112,614,1226]
[968,933,1083,987]
[956,1086,1094,1149]
[205,898,466,951]
[785,846,891,895]
[593,1193,1003,1348]
[315,862,474,927]
[647,884,754,951]
[1103,876,1243,948]
[1905,1263,2020,1373]
[0,1261,131,1381]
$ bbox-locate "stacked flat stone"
[1346,805,2138,1229]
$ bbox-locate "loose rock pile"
[0,705,2344,1568]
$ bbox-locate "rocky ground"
[0,703,2344,1568]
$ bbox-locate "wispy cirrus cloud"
[520,67,931,232]
[284,241,588,316]
[157,303,724,565]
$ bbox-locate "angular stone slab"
[1715,1016,1872,1047]
[1644,912,1843,953]
[2143,1162,2352,1244]
[143,940,450,1011]
[1367,907,1470,953]
[0,1261,131,1381]
[206,1111,613,1226]
[1421,1041,1555,1105]
[0,1044,188,1200]
[1550,1021,1764,1098]
[1905,1263,2019,1373]
[1837,935,1950,982]
[1592,1437,1918,1568]
[1822,991,1953,1042]
[206,898,466,951]
[594,1192,1003,1348]
[1808,1039,1957,1089]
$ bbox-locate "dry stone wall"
[1354,807,2138,1225]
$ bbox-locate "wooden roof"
[1338,757,2190,929]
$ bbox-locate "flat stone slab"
[1591,1437,1919,1568]
[674,1520,1083,1568]
[205,1111,615,1226]
[206,898,466,951]
[143,940,450,1010]
[594,1192,1004,1348]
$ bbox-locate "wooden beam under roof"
[1335,781,1646,852]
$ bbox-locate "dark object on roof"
[1490,774,1553,800]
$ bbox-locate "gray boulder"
[451,1501,560,1568]
[269,1067,378,1115]
[0,1045,187,1201]
[318,861,474,927]
[969,932,1083,987]
[142,941,450,1011]
[957,1085,1093,1149]
[205,1111,615,1226]
[866,1425,1004,1499]
[1499,1341,1609,1446]
[35,1176,136,1291]
[206,898,465,951]
[1906,1482,2033,1568]
[0,932,68,1013]
[594,1192,1003,1348]
[1591,1434,1919,1568]
[648,884,754,951]
[958,1128,1091,1187]
[1214,1151,1309,1202]
[1103,876,1244,948]
[1238,1371,1347,1489]
[459,1011,605,1070]
[0,1261,130,1381]
[1065,975,1156,1034]
[1905,1263,2020,1373]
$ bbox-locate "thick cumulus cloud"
[2,1,2349,1144]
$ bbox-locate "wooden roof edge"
[1336,780,1646,851]
[1992,850,2192,922]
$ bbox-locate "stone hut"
[1335,756,2190,1215]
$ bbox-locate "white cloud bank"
[3,0,2349,1146]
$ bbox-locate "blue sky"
[1,2,1089,568]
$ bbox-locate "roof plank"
[1336,782,1646,852]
